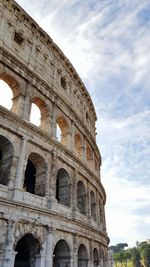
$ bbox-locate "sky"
[4,0,150,247]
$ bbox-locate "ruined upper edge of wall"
[1,0,97,122]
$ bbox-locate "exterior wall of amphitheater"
[0,0,109,266]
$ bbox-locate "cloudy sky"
[13,0,150,247]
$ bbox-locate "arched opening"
[14,233,41,267]
[23,153,47,197]
[93,248,99,267]
[77,181,86,215]
[53,239,70,267]
[30,103,41,127]
[0,135,14,186]
[56,116,69,146]
[56,123,62,142]
[78,244,88,267]
[0,74,21,115]
[0,80,13,110]
[91,191,96,221]
[56,168,70,207]
[30,97,50,132]
[74,133,82,159]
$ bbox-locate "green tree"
[130,247,141,267]
[140,246,150,267]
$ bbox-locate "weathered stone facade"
[0,0,109,266]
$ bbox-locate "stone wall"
[0,0,109,266]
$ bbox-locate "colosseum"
[0,0,109,266]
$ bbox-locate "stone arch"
[91,190,96,221]
[53,239,70,267]
[30,97,50,132]
[14,233,41,267]
[0,73,21,115]
[78,244,88,267]
[74,133,83,159]
[23,152,47,196]
[77,181,87,214]
[56,168,71,207]
[93,248,99,267]
[0,135,14,186]
[56,116,70,146]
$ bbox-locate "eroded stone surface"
[0,0,110,266]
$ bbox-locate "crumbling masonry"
[0,0,109,266]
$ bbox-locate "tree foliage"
[110,241,150,267]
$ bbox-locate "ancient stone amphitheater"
[0,0,109,266]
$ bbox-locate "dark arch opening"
[91,191,96,221]
[53,239,70,267]
[93,248,99,267]
[14,233,41,267]
[24,160,36,194]
[0,135,14,186]
[56,168,70,207]
[78,244,88,267]
[77,181,86,214]
[23,153,47,197]
[0,150,2,161]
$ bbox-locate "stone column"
[103,205,106,232]
[71,120,75,152]
[50,100,57,139]
[87,181,92,223]
[21,82,32,120]
[45,227,53,267]
[96,190,99,225]
[48,151,57,209]
[81,137,86,162]
[13,136,28,200]
[3,220,16,267]
[72,169,78,218]
[35,249,46,267]
[89,240,93,267]
[45,156,51,208]
[72,234,78,267]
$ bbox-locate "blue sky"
[15,0,150,247]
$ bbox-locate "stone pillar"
[96,190,99,225]
[72,234,78,267]
[51,100,57,139]
[48,151,57,209]
[8,156,18,198]
[3,220,16,267]
[13,136,28,200]
[35,249,46,267]
[103,205,106,232]
[89,240,93,267]
[45,157,51,208]
[72,169,78,218]
[71,120,75,152]
[87,181,92,223]
[81,137,86,162]
[45,227,53,267]
[21,82,32,120]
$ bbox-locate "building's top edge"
[6,0,97,121]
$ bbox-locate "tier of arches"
[0,75,100,173]
[13,233,106,267]
[0,134,105,226]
